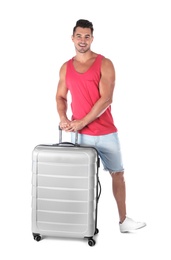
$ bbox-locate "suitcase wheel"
[94,228,99,235]
[88,238,96,247]
[33,233,42,242]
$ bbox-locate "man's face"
[72,27,94,53]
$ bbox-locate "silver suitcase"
[32,129,101,246]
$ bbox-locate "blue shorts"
[71,132,124,173]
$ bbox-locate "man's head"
[72,19,94,53]
[73,19,94,36]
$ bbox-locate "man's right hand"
[59,118,71,130]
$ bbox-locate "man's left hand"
[65,120,85,132]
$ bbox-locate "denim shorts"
[71,132,124,173]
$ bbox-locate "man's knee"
[111,171,125,182]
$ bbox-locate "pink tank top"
[66,54,117,135]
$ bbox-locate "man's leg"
[111,171,126,223]
[111,171,146,232]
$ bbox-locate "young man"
[56,19,146,232]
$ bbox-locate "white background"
[0,0,171,259]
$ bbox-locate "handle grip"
[58,125,79,145]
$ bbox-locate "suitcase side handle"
[58,125,79,145]
[57,142,75,146]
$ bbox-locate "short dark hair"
[73,19,94,35]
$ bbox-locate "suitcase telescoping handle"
[58,125,79,146]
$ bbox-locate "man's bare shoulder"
[101,56,114,67]
[101,56,115,74]
[59,61,68,77]
[60,61,67,71]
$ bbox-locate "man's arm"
[56,63,71,129]
[66,57,115,131]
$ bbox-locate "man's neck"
[74,50,95,63]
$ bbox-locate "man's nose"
[80,37,86,42]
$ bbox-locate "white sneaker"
[119,217,146,233]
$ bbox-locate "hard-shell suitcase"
[31,128,101,246]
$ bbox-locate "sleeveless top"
[66,54,117,135]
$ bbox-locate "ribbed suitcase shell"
[32,143,100,245]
